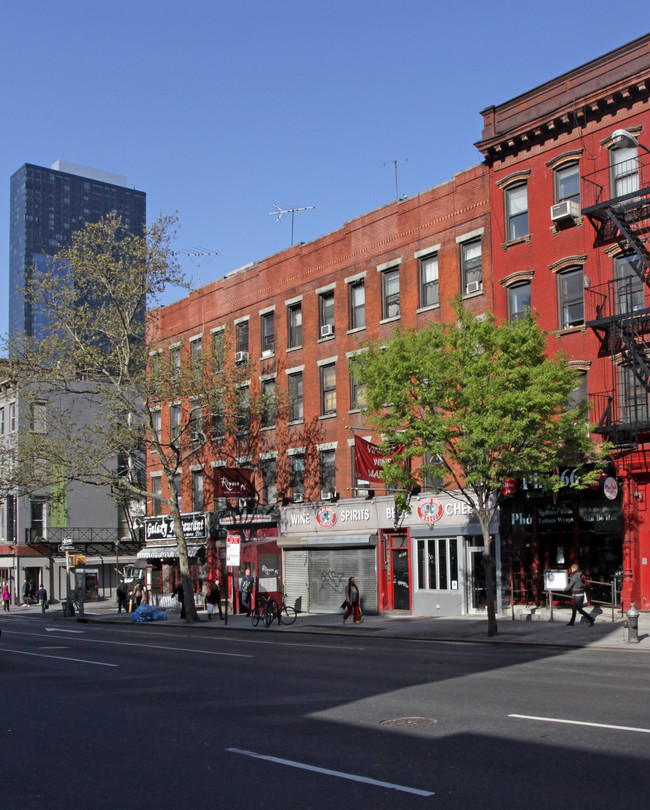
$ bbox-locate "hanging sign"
[226,533,241,566]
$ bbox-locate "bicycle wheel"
[251,608,260,627]
[264,599,278,627]
[279,605,297,625]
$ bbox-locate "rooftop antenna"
[267,203,315,246]
[384,158,408,201]
[186,250,218,287]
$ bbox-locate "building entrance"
[467,545,487,613]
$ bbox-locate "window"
[611,145,639,198]
[290,453,305,502]
[9,403,15,432]
[558,267,584,329]
[320,364,337,416]
[30,402,47,433]
[348,280,365,330]
[320,290,335,334]
[237,386,250,433]
[261,311,275,354]
[190,407,202,444]
[190,337,202,372]
[262,457,277,505]
[505,182,529,240]
[417,537,458,590]
[421,451,444,491]
[170,404,182,442]
[211,404,225,440]
[211,329,225,372]
[382,267,400,319]
[236,321,249,355]
[151,476,162,515]
[0,407,4,435]
[461,240,482,294]
[287,302,302,348]
[568,370,588,411]
[619,365,649,425]
[320,449,336,496]
[615,255,644,315]
[288,372,303,422]
[192,469,204,511]
[508,281,531,321]
[151,410,161,442]
[261,378,276,428]
[419,254,439,308]
[169,346,181,378]
[554,162,580,204]
[350,372,366,411]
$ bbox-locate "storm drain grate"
[380,717,438,728]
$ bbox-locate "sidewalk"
[6,600,650,651]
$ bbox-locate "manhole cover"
[380,717,438,728]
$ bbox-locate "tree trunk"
[481,519,498,637]
[171,509,199,622]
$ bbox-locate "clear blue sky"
[0,0,645,338]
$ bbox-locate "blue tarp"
[131,604,167,622]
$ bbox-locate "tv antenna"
[267,203,315,246]
[186,250,218,287]
[384,158,408,201]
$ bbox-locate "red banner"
[214,467,255,498]
[354,436,403,485]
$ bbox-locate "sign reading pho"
[144,512,208,542]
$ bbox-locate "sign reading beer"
[214,467,255,498]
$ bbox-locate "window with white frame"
[319,290,335,335]
[151,409,161,442]
[615,255,644,315]
[211,403,225,440]
[461,239,482,294]
[320,449,336,497]
[192,469,204,511]
[382,267,400,319]
[262,457,277,505]
[320,363,337,416]
[554,161,580,205]
[348,279,365,330]
[211,328,225,372]
[505,182,529,240]
[190,407,203,444]
[0,407,5,435]
[290,452,305,502]
[170,404,182,442]
[190,337,202,372]
[417,537,458,590]
[236,320,249,355]
[237,385,250,433]
[261,310,275,354]
[261,377,276,428]
[350,371,366,411]
[169,345,181,378]
[611,144,639,198]
[419,253,439,308]
[287,301,302,348]
[151,476,162,515]
[557,267,584,329]
[10,402,16,433]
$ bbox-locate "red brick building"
[476,34,650,612]
[147,164,493,615]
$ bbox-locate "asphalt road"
[1,616,649,809]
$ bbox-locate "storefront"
[279,494,500,616]
[500,472,623,608]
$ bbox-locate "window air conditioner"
[293,493,304,503]
[550,200,580,221]
[235,351,249,363]
[466,280,481,294]
[261,349,274,358]
[190,431,201,443]
[320,324,335,338]
[321,490,335,501]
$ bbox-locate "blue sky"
[0,0,646,338]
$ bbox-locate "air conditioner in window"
[320,324,335,338]
[466,280,481,294]
[261,349,274,358]
[550,200,580,222]
[235,351,249,363]
[321,490,335,501]
[293,493,304,503]
[190,431,202,444]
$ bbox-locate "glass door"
[467,545,487,613]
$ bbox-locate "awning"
[137,545,203,559]
[279,534,376,549]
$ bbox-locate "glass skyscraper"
[9,160,146,343]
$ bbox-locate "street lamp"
[611,128,650,155]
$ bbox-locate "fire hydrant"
[626,602,639,644]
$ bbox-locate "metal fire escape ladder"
[613,318,650,389]
[605,205,650,279]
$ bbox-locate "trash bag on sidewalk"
[131,604,167,622]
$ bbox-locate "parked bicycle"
[250,594,274,628]
[263,593,298,627]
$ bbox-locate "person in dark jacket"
[206,579,223,620]
[342,576,361,624]
[117,582,128,613]
[565,563,595,626]
[173,582,186,619]
[36,585,47,613]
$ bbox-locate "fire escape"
[582,131,650,450]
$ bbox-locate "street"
[1,615,649,809]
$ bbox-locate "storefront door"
[381,532,410,611]
[467,545,487,613]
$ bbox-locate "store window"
[417,537,458,590]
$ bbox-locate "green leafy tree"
[351,300,606,636]
[1,213,269,622]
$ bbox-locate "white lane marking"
[45,627,83,634]
[3,629,252,658]
[227,747,434,797]
[3,648,117,667]
[509,714,650,735]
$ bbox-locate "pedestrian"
[342,576,361,624]
[2,584,10,612]
[131,580,143,610]
[116,581,128,613]
[172,581,186,619]
[36,585,48,613]
[22,579,32,607]
[206,579,223,620]
[565,563,595,626]
[239,568,254,616]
